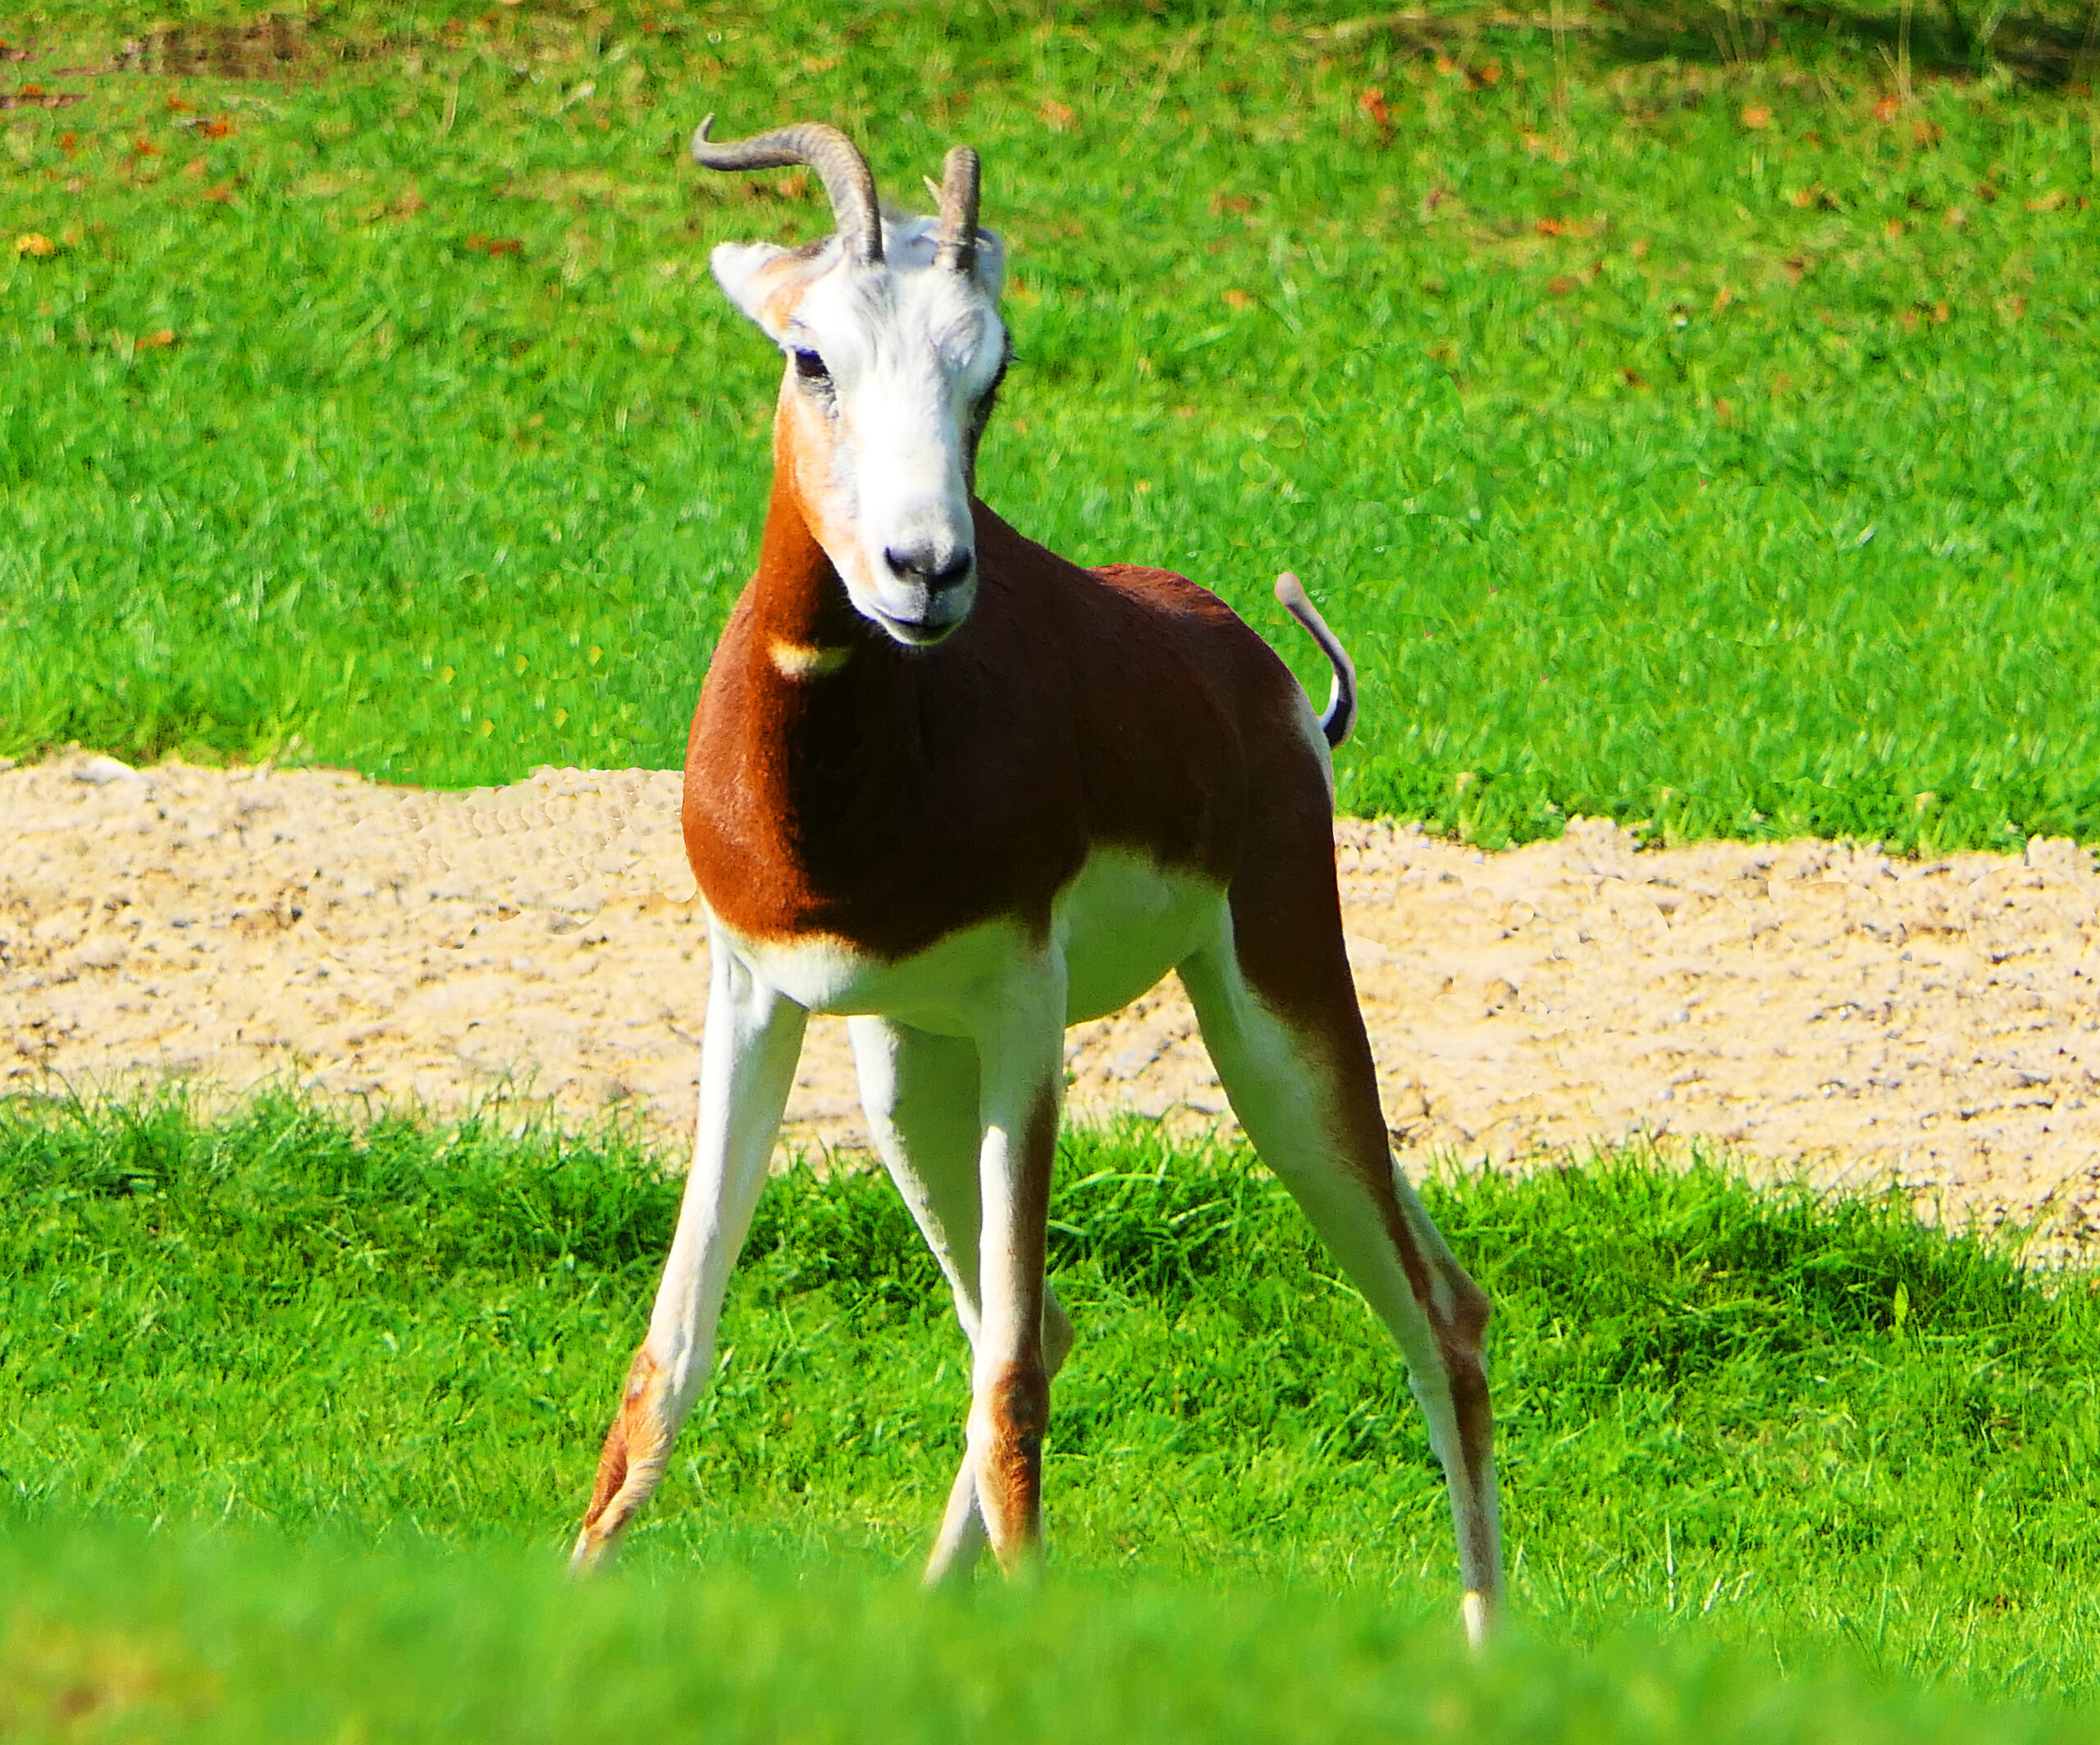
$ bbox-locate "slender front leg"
[846,1017,1077,1586]
[569,931,808,1571]
[966,974,1067,1575]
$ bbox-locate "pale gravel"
[6,751,2098,1258]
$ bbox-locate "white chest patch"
[718,848,1226,1037]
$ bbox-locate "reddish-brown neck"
[748,466,867,652]
[685,454,933,925]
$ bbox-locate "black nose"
[884,546,974,592]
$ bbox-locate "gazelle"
[569,117,1504,1644]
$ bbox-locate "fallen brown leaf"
[13,232,56,257]
[1,87,85,109]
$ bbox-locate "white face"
[713,215,1008,647]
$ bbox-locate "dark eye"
[793,349,829,384]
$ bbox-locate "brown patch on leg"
[573,1346,668,1565]
[1441,1336,1496,1519]
[980,1356,1050,1565]
[977,1085,1057,1571]
[1414,1240,1503,1631]
[1436,1279,1495,1501]
[1395,1190,1496,1510]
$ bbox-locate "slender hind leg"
[849,1017,1075,1584]
[1180,921,1504,1646]
[569,933,807,1571]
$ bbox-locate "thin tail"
[1274,572,1358,749]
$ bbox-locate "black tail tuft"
[1274,572,1358,749]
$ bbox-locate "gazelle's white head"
[700,119,1008,648]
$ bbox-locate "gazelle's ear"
[710,241,793,336]
[970,227,1007,302]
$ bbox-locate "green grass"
[5,9,2099,1721]
[6,1521,2097,1745]
[5,1094,2099,1720]
[4,1,2098,847]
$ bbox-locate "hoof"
[1461,1591,1492,1651]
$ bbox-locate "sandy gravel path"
[6,752,2098,1254]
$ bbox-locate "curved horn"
[933,144,981,274]
[691,115,883,264]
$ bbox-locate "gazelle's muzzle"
[870,537,976,645]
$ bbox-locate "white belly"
[1057,848,1224,1022]
[721,848,1226,1036]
